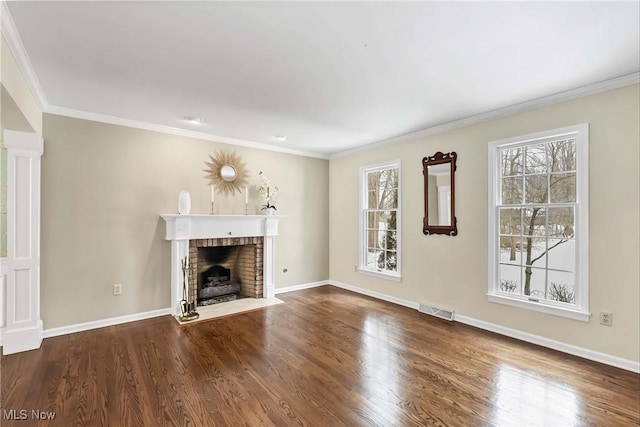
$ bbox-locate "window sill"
[488,294,590,322]
[357,268,402,282]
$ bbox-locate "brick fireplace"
[189,237,264,305]
[161,214,280,317]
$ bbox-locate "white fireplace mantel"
[160,214,281,316]
[161,214,280,240]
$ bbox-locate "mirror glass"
[423,151,457,236]
[220,165,236,182]
[426,163,452,226]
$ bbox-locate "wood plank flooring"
[1,286,639,426]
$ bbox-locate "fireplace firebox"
[189,237,264,308]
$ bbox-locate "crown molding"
[0,0,326,159]
[2,0,636,161]
[330,72,640,159]
[0,1,48,111]
[43,70,640,161]
[46,105,329,160]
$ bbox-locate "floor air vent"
[418,304,455,321]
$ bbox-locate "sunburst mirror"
[204,150,249,196]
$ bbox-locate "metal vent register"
[418,304,455,321]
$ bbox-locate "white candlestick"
[210,185,214,203]
[245,186,249,204]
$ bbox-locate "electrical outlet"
[600,311,613,326]
[113,283,123,296]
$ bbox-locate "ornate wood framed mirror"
[423,151,457,236]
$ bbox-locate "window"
[488,124,589,321]
[359,161,401,280]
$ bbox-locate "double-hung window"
[359,161,401,281]
[488,124,589,321]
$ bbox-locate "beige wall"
[330,85,640,362]
[41,114,329,328]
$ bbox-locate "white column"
[0,259,6,344]
[170,239,189,316]
[1,130,44,355]
[263,236,276,298]
[263,217,278,298]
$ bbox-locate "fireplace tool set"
[179,256,199,322]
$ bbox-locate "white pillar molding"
[169,239,189,316]
[1,130,44,355]
[0,259,6,346]
[263,234,276,298]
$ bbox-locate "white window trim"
[358,160,402,281]
[487,124,590,321]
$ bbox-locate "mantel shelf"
[160,214,282,241]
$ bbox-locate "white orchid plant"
[258,171,278,211]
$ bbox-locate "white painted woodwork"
[0,259,6,345]
[160,214,281,316]
[358,160,402,281]
[486,124,590,322]
[1,130,44,355]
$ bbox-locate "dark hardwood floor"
[1,286,639,426]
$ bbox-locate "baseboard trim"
[455,314,640,373]
[327,279,640,373]
[274,281,329,294]
[328,280,420,310]
[1,320,43,355]
[42,280,331,339]
[43,308,172,339]
[42,280,330,338]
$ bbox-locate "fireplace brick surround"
[190,237,264,302]
[161,214,281,317]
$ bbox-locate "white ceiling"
[5,1,640,157]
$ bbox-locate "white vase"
[264,207,275,216]
[178,191,191,215]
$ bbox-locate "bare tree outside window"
[498,138,577,304]
[364,167,398,273]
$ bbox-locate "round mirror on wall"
[220,165,236,182]
[204,150,249,196]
